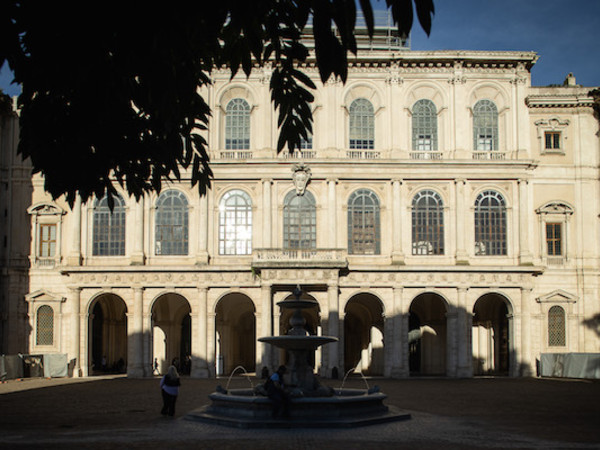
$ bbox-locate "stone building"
[2,28,599,379]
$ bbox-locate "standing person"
[160,365,180,417]
[266,365,290,418]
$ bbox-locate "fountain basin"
[258,335,337,351]
[185,388,411,428]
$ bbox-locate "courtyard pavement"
[0,374,599,449]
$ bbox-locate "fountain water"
[186,286,410,428]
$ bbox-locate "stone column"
[520,286,533,376]
[518,179,533,265]
[455,179,468,264]
[67,196,82,266]
[127,287,144,377]
[259,283,273,371]
[207,311,216,377]
[262,179,272,248]
[392,179,405,264]
[456,287,472,377]
[191,287,209,378]
[446,304,458,377]
[68,287,82,377]
[327,283,340,376]
[390,287,405,377]
[131,197,145,265]
[197,194,209,264]
[328,179,337,247]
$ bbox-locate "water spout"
[338,367,370,394]
[225,366,255,392]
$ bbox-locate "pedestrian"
[160,365,180,417]
[266,365,290,418]
[153,358,159,375]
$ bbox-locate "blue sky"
[1,0,599,96]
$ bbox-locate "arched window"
[93,194,126,256]
[155,190,189,255]
[349,98,374,149]
[412,99,438,151]
[473,99,498,151]
[548,305,566,346]
[36,305,54,346]
[225,98,250,150]
[412,190,444,255]
[283,191,316,249]
[219,190,252,255]
[474,190,506,256]
[348,189,380,255]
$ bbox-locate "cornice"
[526,93,595,108]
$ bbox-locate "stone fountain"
[186,286,410,428]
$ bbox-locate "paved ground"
[1,375,599,449]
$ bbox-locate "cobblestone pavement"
[1,375,599,449]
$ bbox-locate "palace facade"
[2,33,599,379]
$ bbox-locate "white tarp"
[540,353,600,379]
[43,353,68,378]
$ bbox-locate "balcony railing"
[472,151,507,161]
[279,150,317,160]
[410,151,443,160]
[346,150,381,160]
[253,248,348,268]
[214,150,253,160]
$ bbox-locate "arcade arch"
[89,293,127,374]
[409,293,448,375]
[472,293,512,375]
[151,293,191,375]
[344,293,385,375]
[215,293,256,375]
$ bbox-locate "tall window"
[412,99,438,151]
[349,98,374,149]
[283,191,316,249]
[548,305,566,346]
[474,190,507,256]
[36,305,54,346]
[473,99,498,151]
[93,195,126,256]
[39,224,57,257]
[348,189,380,255]
[219,190,252,255]
[155,190,189,255]
[225,98,250,149]
[546,223,562,256]
[412,190,444,255]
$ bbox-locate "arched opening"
[409,293,447,376]
[472,293,511,376]
[344,293,384,375]
[215,293,256,376]
[89,293,127,374]
[152,293,192,375]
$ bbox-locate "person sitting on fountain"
[266,365,291,418]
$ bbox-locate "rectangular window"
[544,131,561,150]
[546,223,562,256]
[39,224,57,257]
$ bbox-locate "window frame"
[535,117,569,155]
[225,98,251,150]
[473,99,499,152]
[474,190,507,256]
[411,190,445,256]
[349,98,375,150]
[283,190,316,250]
[92,194,126,257]
[35,305,54,346]
[218,189,253,255]
[536,202,573,265]
[154,190,189,256]
[347,189,381,255]
[412,99,438,151]
[547,305,566,347]
[27,203,65,268]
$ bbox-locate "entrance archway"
[152,293,191,375]
[344,293,384,375]
[89,293,127,374]
[215,293,256,376]
[472,293,511,375]
[409,293,447,375]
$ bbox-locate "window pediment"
[25,289,66,303]
[27,203,65,216]
[535,202,574,215]
[536,289,577,304]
